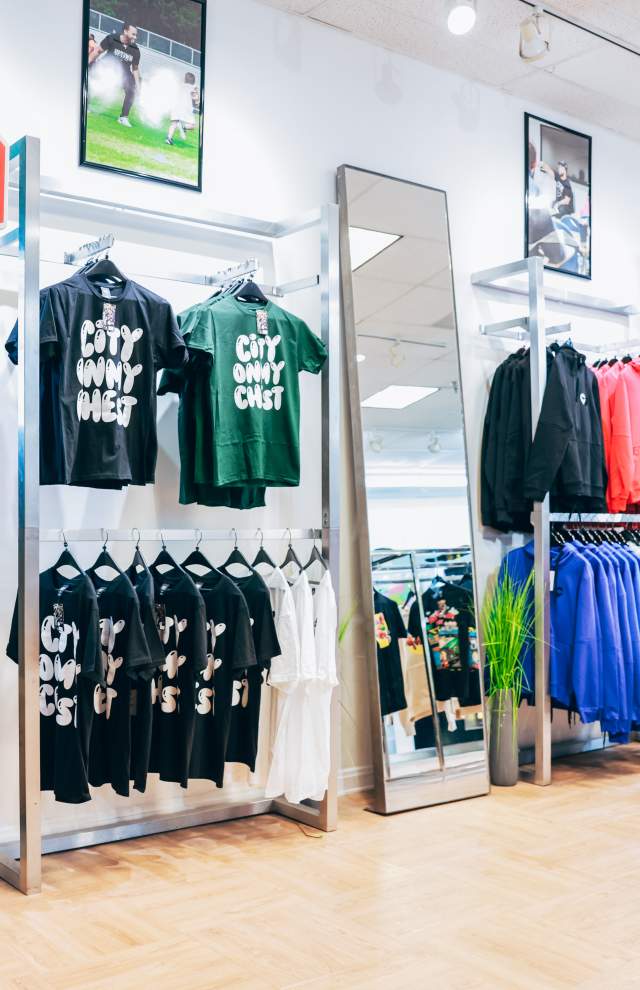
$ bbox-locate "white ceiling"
[259,0,640,142]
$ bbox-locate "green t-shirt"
[183,296,327,487]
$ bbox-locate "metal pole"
[528,256,552,786]
[16,136,41,892]
[409,552,445,772]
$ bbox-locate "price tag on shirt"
[256,309,269,335]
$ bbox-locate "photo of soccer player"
[81,0,206,190]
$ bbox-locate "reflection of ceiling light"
[519,5,551,61]
[356,353,366,363]
[369,433,384,453]
[446,0,477,35]
[362,385,439,410]
[349,226,401,272]
[427,433,442,454]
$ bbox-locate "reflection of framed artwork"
[525,113,592,279]
[81,0,206,191]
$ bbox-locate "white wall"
[1,0,639,810]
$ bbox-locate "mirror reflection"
[343,166,486,783]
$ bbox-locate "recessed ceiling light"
[356,353,366,363]
[349,227,401,272]
[362,385,439,410]
[446,0,477,36]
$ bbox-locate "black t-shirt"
[186,568,257,787]
[148,564,207,787]
[7,567,103,803]
[223,570,280,772]
[125,559,167,793]
[373,590,408,717]
[554,173,575,216]
[99,33,141,75]
[409,582,480,704]
[87,570,150,797]
[6,273,187,487]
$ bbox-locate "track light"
[519,5,551,61]
[446,0,477,36]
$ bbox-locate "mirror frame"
[337,164,490,814]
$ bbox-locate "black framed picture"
[525,113,591,279]
[81,0,206,191]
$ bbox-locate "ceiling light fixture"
[362,385,439,410]
[356,353,366,363]
[519,5,551,61]
[446,0,477,36]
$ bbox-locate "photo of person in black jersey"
[88,22,141,128]
[81,1,206,190]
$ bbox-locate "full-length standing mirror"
[338,165,489,814]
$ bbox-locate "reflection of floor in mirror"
[5,744,640,988]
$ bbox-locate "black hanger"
[52,532,83,575]
[221,529,253,574]
[304,538,328,573]
[85,255,126,288]
[622,354,633,364]
[234,278,269,305]
[608,355,619,367]
[151,532,181,572]
[89,531,122,577]
[252,529,276,570]
[182,530,216,573]
[281,530,303,575]
[129,528,149,574]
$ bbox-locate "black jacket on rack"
[481,344,607,533]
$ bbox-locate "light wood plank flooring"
[1,746,640,989]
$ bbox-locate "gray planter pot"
[489,690,519,786]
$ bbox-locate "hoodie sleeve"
[559,559,599,722]
[608,369,633,512]
[524,354,574,502]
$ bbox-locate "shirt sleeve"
[81,589,105,684]
[154,302,188,371]
[132,47,141,69]
[296,319,327,374]
[191,592,209,678]
[252,591,281,667]
[391,601,408,641]
[524,354,574,502]
[229,594,258,671]
[5,289,58,366]
[124,595,152,674]
[6,593,18,663]
[99,34,114,53]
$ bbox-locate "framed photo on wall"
[81,0,206,191]
[525,113,592,279]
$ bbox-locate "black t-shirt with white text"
[87,570,151,797]
[223,571,280,772]
[7,568,103,803]
[186,569,257,787]
[148,565,207,787]
[99,33,141,76]
[6,273,187,487]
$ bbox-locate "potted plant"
[482,571,534,786]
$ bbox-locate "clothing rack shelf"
[550,514,640,524]
[4,136,341,896]
[473,256,638,787]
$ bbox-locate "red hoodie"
[597,363,632,511]
[620,360,640,507]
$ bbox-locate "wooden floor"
[1,747,640,989]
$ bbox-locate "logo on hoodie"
[579,392,587,405]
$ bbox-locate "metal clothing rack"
[473,255,638,787]
[3,136,341,895]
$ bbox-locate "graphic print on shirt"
[153,613,188,714]
[374,611,391,649]
[76,304,143,427]
[39,611,81,726]
[195,620,225,715]
[427,602,462,670]
[93,617,125,720]
[233,332,285,412]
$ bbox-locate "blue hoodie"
[499,542,599,720]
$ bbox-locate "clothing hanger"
[89,531,123,578]
[129,528,148,574]
[252,529,276,570]
[151,532,182,572]
[220,529,253,574]
[234,278,269,305]
[52,531,83,576]
[303,538,327,573]
[280,529,303,576]
[84,253,126,288]
[182,530,216,573]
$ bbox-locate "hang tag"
[101,286,113,300]
[96,586,106,597]
[102,302,116,326]
[256,309,269,335]
[549,569,556,592]
[155,603,166,630]
[53,602,65,631]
